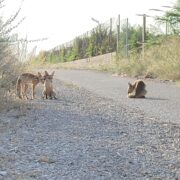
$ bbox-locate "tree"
[158,0,180,35]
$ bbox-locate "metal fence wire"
[48,11,178,62]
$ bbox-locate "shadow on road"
[146,97,169,101]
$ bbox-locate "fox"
[127,80,147,98]
[42,71,57,100]
[16,72,44,100]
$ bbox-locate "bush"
[0,1,25,110]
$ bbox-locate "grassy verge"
[96,36,180,81]
[28,36,180,81]
[143,36,180,80]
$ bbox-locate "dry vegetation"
[116,36,180,80]
[37,53,115,71]
[0,1,25,111]
[145,36,180,80]
[30,36,180,82]
[0,50,24,111]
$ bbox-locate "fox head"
[37,72,45,84]
[37,72,42,77]
[127,82,134,94]
[43,71,55,83]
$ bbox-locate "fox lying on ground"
[42,71,57,100]
[16,72,44,100]
[127,80,147,98]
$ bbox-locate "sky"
[1,0,175,53]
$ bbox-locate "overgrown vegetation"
[113,0,180,80]
[0,0,24,110]
[105,36,180,80]
[31,22,152,64]
[31,0,180,81]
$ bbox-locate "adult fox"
[16,72,44,100]
[127,80,147,98]
[42,71,57,100]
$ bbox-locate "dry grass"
[98,36,180,81]
[0,59,25,112]
[91,37,180,80]
[29,36,180,81]
[30,53,115,71]
[145,36,180,80]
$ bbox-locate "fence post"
[142,14,146,60]
[109,18,112,52]
[116,14,120,59]
[165,20,168,35]
[125,18,129,59]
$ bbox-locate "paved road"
[54,69,180,124]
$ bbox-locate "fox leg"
[45,92,48,99]
[53,91,57,99]
[32,84,36,99]
[42,91,47,99]
[24,84,29,100]
[49,91,57,100]
[49,94,52,99]
[21,84,28,100]
[42,91,45,99]
[21,84,25,99]
[19,83,23,99]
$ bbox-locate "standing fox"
[42,71,57,100]
[127,80,147,98]
[16,72,44,100]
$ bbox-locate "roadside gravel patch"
[0,79,179,179]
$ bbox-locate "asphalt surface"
[54,69,180,124]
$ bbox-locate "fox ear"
[38,72,42,76]
[128,82,131,86]
[51,71,55,76]
[44,71,49,76]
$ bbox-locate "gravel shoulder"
[0,76,180,179]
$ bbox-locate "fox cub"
[42,71,57,100]
[127,80,147,98]
[16,72,44,100]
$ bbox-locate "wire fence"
[48,12,173,62]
